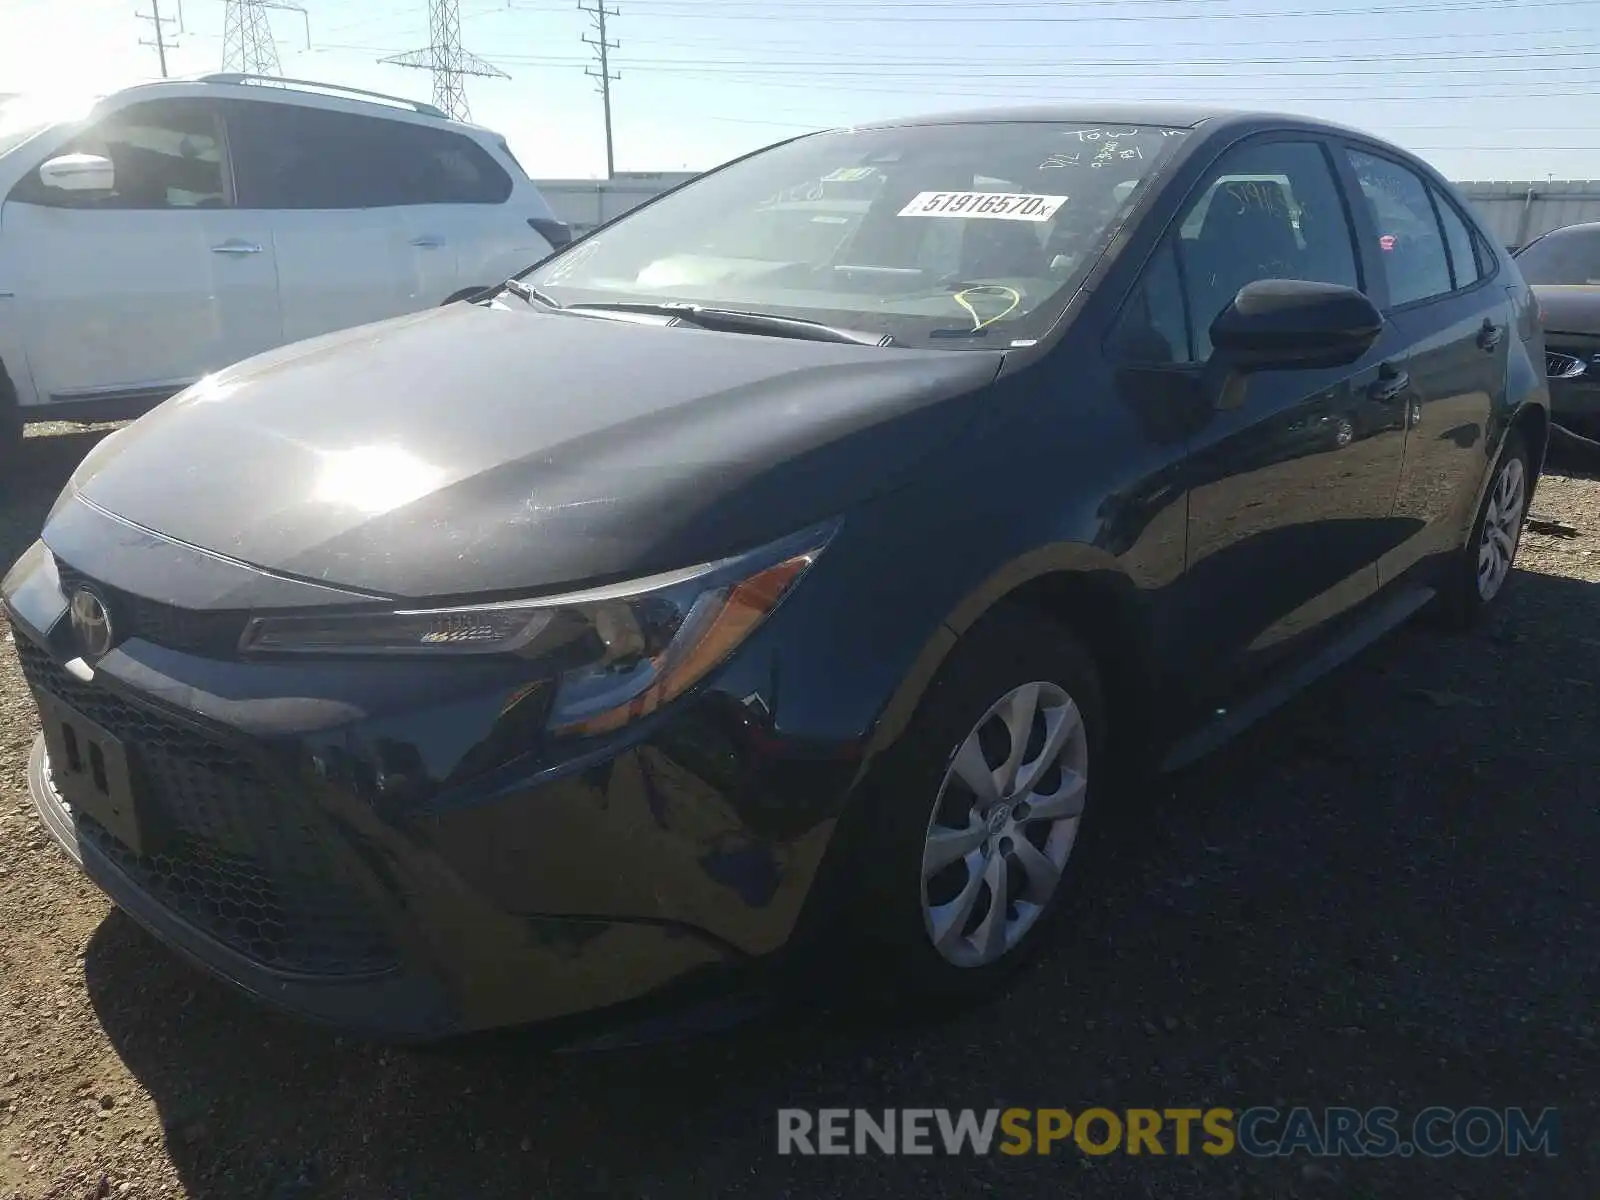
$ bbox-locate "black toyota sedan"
[2,105,1550,1041]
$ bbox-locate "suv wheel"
[841,606,1105,1008]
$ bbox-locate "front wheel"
[835,607,1105,1009]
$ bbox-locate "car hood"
[56,301,1001,600]
[1532,284,1600,335]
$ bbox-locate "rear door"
[3,96,280,406]
[227,99,421,342]
[1337,146,1507,587]
[381,123,543,296]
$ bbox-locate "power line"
[135,0,179,77]
[504,0,1600,21]
[580,0,619,178]
[380,0,509,121]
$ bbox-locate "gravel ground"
[1,425,1597,1199]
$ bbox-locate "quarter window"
[19,100,228,209]
[1345,150,1452,307]
[1432,187,1484,289]
[1174,140,1360,360]
[1108,240,1190,365]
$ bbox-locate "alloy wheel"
[1477,455,1526,601]
[920,680,1089,968]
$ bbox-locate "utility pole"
[381,0,508,123]
[580,0,619,178]
[135,0,178,77]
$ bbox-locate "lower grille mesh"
[13,631,397,977]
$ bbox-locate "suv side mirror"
[1209,278,1384,371]
[38,153,115,194]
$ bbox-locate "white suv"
[0,74,570,455]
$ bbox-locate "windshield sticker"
[822,167,877,182]
[898,191,1067,221]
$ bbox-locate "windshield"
[529,121,1189,348]
[0,91,99,158]
[1515,226,1600,286]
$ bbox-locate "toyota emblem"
[69,587,115,661]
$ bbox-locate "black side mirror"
[1209,278,1384,371]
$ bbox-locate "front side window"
[1174,140,1359,360]
[528,121,1191,349]
[1513,225,1600,286]
[1345,149,1453,307]
[20,100,228,210]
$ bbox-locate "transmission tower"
[221,0,283,75]
[579,0,619,178]
[380,0,507,122]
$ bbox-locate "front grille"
[1546,350,1588,380]
[13,631,398,977]
[54,563,248,658]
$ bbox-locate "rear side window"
[1432,187,1483,289]
[230,102,513,208]
[1345,149,1452,307]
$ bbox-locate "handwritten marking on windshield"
[954,285,1022,332]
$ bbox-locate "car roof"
[839,102,1373,140]
[103,75,499,136]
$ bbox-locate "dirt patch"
[1,430,1596,1199]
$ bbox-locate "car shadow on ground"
[77,566,1600,1199]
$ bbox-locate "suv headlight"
[239,521,836,735]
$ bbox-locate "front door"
[1337,147,1508,587]
[3,97,281,408]
[1116,136,1411,698]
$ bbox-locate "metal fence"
[1454,182,1600,250]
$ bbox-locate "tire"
[828,605,1106,1011]
[1434,428,1532,629]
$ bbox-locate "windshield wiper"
[500,278,563,308]
[563,301,895,347]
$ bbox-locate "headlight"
[239,521,837,735]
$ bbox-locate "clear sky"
[2,0,1598,182]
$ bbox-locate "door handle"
[1368,364,1410,403]
[410,236,445,248]
[211,240,262,255]
[1477,318,1504,351]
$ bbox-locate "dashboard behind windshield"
[530,121,1190,348]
